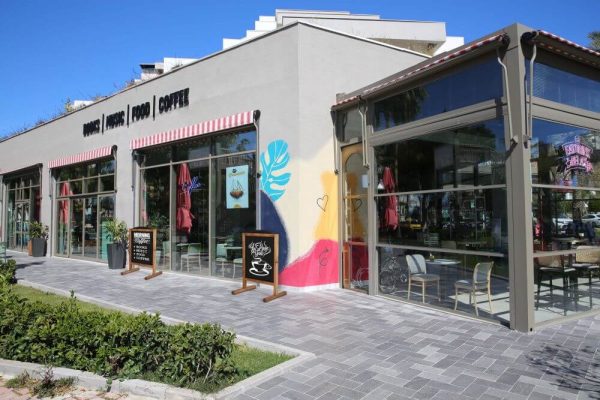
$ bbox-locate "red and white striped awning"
[48,146,113,169]
[130,111,255,150]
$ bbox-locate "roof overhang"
[521,30,600,69]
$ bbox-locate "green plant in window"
[104,218,128,245]
[29,221,49,240]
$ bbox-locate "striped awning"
[48,146,114,169]
[130,111,255,150]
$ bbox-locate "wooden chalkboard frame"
[232,232,286,302]
[121,227,162,280]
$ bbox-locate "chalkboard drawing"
[260,139,291,201]
[229,179,244,199]
[249,258,272,276]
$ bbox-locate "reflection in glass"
[527,59,600,113]
[212,154,256,278]
[98,196,115,260]
[375,118,506,193]
[531,119,600,187]
[374,58,502,131]
[56,200,69,256]
[377,190,507,254]
[141,166,171,270]
[213,130,257,155]
[4,171,40,251]
[70,199,84,256]
[378,246,508,323]
[84,197,98,258]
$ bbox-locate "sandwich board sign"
[122,227,162,280]
[232,232,286,302]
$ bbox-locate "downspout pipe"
[496,47,515,147]
[357,96,369,169]
[521,31,540,144]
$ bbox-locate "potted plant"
[105,218,128,269]
[29,221,49,257]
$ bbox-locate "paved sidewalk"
[10,252,600,400]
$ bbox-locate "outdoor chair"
[572,246,600,308]
[454,261,494,316]
[406,254,440,303]
[535,255,578,315]
[161,241,171,268]
[232,258,243,279]
[180,244,204,273]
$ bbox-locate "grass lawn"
[11,283,294,393]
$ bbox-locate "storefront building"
[1,16,598,332]
[0,17,431,286]
[333,24,600,331]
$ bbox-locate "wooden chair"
[406,254,440,303]
[572,246,600,308]
[454,261,494,316]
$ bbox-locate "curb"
[13,280,315,399]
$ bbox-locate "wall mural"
[258,140,339,287]
[260,139,291,201]
[279,171,339,287]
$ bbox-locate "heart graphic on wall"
[316,195,328,212]
[351,199,363,211]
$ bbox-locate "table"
[553,237,586,250]
[426,258,461,298]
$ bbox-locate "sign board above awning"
[48,146,114,169]
[129,111,255,150]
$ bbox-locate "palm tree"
[589,31,600,50]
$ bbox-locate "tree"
[589,31,600,51]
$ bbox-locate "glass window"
[374,57,503,131]
[140,166,171,270]
[531,119,600,187]
[142,146,172,167]
[375,118,506,193]
[527,59,600,113]
[337,108,363,142]
[213,130,256,155]
[173,137,210,161]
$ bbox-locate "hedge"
[0,259,237,386]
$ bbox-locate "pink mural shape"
[279,239,339,287]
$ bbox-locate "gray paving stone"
[9,251,600,400]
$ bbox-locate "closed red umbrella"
[176,163,194,234]
[383,167,398,230]
[59,182,71,223]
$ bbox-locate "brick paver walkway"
[10,252,600,400]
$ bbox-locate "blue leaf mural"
[260,139,291,201]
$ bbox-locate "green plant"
[29,221,49,240]
[0,259,17,284]
[5,368,76,398]
[104,218,128,245]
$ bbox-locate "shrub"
[0,282,237,387]
[0,259,16,284]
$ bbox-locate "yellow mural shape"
[314,171,338,240]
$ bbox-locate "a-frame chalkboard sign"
[122,227,162,280]
[232,232,286,302]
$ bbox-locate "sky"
[1,0,598,138]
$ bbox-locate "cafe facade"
[333,23,600,331]
[1,20,599,332]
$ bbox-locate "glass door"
[98,196,115,261]
[56,199,69,256]
[10,201,29,251]
[341,144,370,292]
[84,197,98,258]
[70,198,84,257]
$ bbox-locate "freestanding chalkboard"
[121,227,162,280]
[232,232,286,302]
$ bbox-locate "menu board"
[130,228,154,266]
[243,232,277,284]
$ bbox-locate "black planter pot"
[31,238,46,257]
[107,243,126,269]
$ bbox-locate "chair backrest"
[188,244,202,255]
[575,245,600,263]
[536,255,561,268]
[216,243,227,258]
[473,261,494,283]
[406,254,427,275]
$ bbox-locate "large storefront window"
[527,56,600,114]
[531,119,600,323]
[55,159,115,260]
[374,57,503,131]
[4,170,41,251]
[138,129,257,279]
[374,118,509,324]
